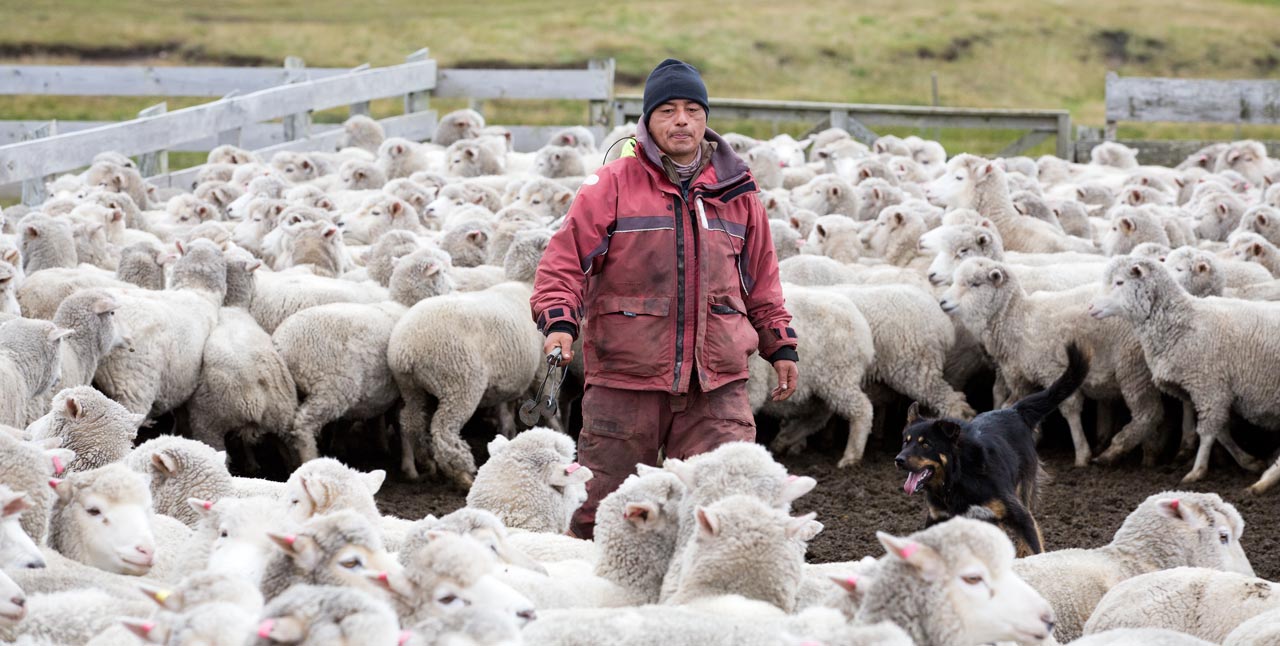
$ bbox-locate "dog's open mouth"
[904,468,933,495]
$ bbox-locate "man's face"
[648,99,707,165]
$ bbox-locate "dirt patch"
[916,35,989,62]
[373,411,1280,581]
[1092,30,1166,65]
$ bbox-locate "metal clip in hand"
[519,347,568,426]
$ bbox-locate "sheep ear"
[780,475,817,504]
[486,435,510,458]
[466,230,488,244]
[663,457,696,489]
[175,239,187,256]
[1251,243,1264,257]
[696,507,720,538]
[1217,203,1229,216]
[258,616,306,644]
[323,225,339,239]
[47,327,74,343]
[300,160,313,171]
[299,476,328,511]
[465,149,477,160]
[363,568,416,599]
[877,531,946,581]
[24,225,38,238]
[0,490,31,518]
[64,394,84,419]
[827,185,843,199]
[151,451,179,477]
[1194,261,1210,275]
[120,618,166,643]
[2,249,17,265]
[815,224,828,239]
[48,476,73,502]
[977,218,995,230]
[137,582,182,611]
[1119,217,1136,233]
[1259,214,1270,226]
[787,512,822,540]
[623,501,660,528]
[187,498,214,516]
[361,470,386,495]
[892,211,903,225]
[858,168,872,180]
[46,448,74,477]
[92,298,118,315]
[548,462,592,487]
[979,162,996,177]
[829,574,864,604]
[987,267,1006,287]
[1156,498,1206,528]
[976,233,991,248]
[557,191,574,207]
[270,533,321,568]
[390,201,403,216]
[789,217,801,229]
[1128,263,1145,279]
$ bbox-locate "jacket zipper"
[672,194,686,392]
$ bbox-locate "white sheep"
[0,431,74,543]
[1088,255,1280,483]
[1084,567,1280,643]
[338,114,386,154]
[1073,629,1217,646]
[1013,491,1252,642]
[124,435,234,527]
[256,584,401,646]
[1225,607,1280,646]
[434,109,486,147]
[46,463,160,576]
[939,257,1163,466]
[466,429,592,535]
[27,386,142,472]
[258,509,404,603]
[0,484,44,569]
[0,317,73,427]
[1229,231,1280,277]
[388,231,549,483]
[18,213,78,275]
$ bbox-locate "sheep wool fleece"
[533,120,797,539]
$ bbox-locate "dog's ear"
[906,402,922,425]
[937,420,963,441]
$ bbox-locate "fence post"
[588,58,616,128]
[137,102,169,177]
[349,63,372,117]
[404,47,432,114]
[1055,112,1072,160]
[20,121,56,207]
[283,56,310,141]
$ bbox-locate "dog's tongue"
[903,470,925,495]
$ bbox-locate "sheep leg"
[836,389,876,468]
[1215,430,1267,472]
[1095,377,1163,466]
[428,386,483,488]
[1184,400,1231,482]
[496,402,518,439]
[1248,458,1280,495]
[1059,394,1091,468]
[1095,400,1115,447]
[1176,400,1198,463]
[291,396,345,464]
[770,406,833,456]
[395,385,429,481]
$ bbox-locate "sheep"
[1088,255,1280,483]
[1229,231,1280,277]
[116,243,167,289]
[338,114,385,154]
[853,517,1056,646]
[745,286,876,467]
[388,230,549,483]
[0,263,16,317]
[1084,567,1280,643]
[195,180,244,219]
[768,220,802,262]
[125,436,235,528]
[1190,190,1246,242]
[466,429,593,534]
[513,177,575,222]
[84,161,152,209]
[1102,205,1171,255]
[659,442,817,603]
[246,267,391,334]
[18,213,77,274]
[258,509,404,602]
[272,220,353,277]
[0,484,44,569]
[28,386,142,471]
[1013,491,1252,642]
[534,145,586,179]
[419,506,561,572]
[270,151,323,184]
[174,495,294,588]
[0,586,156,645]
[803,214,863,261]
[940,257,1162,466]
[1236,204,1280,246]
[46,463,160,576]
[927,154,1098,254]
[282,458,385,528]
[922,224,1108,291]
[46,288,131,390]
[249,585,399,646]
[447,139,504,177]
[335,158,387,191]
[399,606,523,646]
[188,304,303,472]
[434,108,486,147]
[0,318,73,427]
[114,601,259,646]
[791,174,860,217]
[93,239,226,417]
[1225,607,1280,646]
[0,431,73,543]
[1074,629,1218,646]
[858,205,928,267]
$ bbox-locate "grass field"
[1,0,1279,156]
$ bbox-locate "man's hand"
[770,360,798,401]
[544,332,574,366]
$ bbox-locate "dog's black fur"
[895,344,1089,556]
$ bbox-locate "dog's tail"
[1012,343,1090,430]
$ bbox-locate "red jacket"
[530,125,798,393]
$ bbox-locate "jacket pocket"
[702,293,757,375]
[587,295,671,378]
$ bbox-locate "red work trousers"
[569,378,756,539]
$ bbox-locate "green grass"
[0,0,1278,161]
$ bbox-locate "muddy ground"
[369,405,1280,581]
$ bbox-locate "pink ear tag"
[1169,499,1180,511]
[140,621,156,635]
[52,455,65,475]
[845,575,858,589]
[900,542,919,559]
[202,500,213,510]
[377,571,390,582]
[283,534,297,546]
[258,619,276,639]
[48,478,63,489]
[565,463,582,474]
[398,630,413,646]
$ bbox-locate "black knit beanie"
[642,59,709,125]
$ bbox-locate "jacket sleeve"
[741,191,799,363]
[530,172,617,338]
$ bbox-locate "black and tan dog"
[895,344,1089,556]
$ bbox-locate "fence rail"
[614,95,1073,159]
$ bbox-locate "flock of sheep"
[0,104,1279,645]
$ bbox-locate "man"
[530,58,799,539]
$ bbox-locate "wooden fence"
[614,95,1073,159]
[0,52,616,202]
[1074,71,1280,165]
